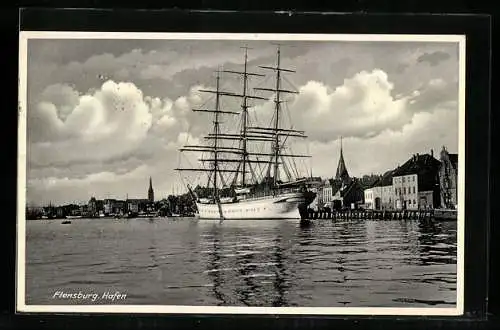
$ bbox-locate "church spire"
[148,176,154,202]
[335,136,350,183]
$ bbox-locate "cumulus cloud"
[36,83,80,120]
[309,105,458,179]
[251,69,410,142]
[28,80,154,167]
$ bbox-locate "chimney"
[431,149,434,157]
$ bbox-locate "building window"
[413,199,416,205]
[412,186,415,194]
[403,187,406,195]
[403,177,405,183]
[413,176,415,182]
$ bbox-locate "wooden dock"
[300,209,455,222]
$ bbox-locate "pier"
[300,209,455,223]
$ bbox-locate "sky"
[23,37,460,206]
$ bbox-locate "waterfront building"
[318,179,333,209]
[26,206,44,219]
[332,178,365,209]
[392,152,441,210]
[126,199,149,214]
[364,187,379,210]
[360,174,382,188]
[103,199,127,215]
[113,200,126,214]
[88,197,104,217]
[56,207,64,218]
[60,203,81,216]
[103,199,117,215]
[79,204,89,217]
[364,170,395,210]
[438,146,458,209]
[88,197,97,216]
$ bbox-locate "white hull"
[196,192,307,220]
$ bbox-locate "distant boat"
[65,215,82,219]
[61,220,72,224]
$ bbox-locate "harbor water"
[25,218,457,307]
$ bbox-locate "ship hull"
[196,191,313,220]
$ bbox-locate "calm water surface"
[26,218,457,307]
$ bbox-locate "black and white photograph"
[17,32,465,315]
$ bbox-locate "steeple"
[148,176,154,202]
[335,136,350,183]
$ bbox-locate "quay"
[300,209,456,222]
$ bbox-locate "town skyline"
[25,145,450,207]
[24,37,460,206]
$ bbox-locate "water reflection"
[206,227,227,305]
[235,240,258,306]
[26,218,457,307]
[198,219,457,307]
[417,221,457,266]
[272,236,287,307]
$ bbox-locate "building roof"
[340,178,364,198]
[393,153,440,177]
[371,169,395,187]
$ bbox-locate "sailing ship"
[176,46,316,220]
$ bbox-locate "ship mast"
[254,45,301,189]
[176,69,242,218]
[222,46,265,187]
[212,71,221,204]
[177,46,311,209]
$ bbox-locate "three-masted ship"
[176,46,316,220]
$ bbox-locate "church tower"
[148,177,154,202]
[335,137,350,184]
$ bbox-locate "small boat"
[61,220,72,224]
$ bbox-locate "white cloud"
[29,80,154,167]
[251,69,410,142]
[309,106,458,179]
